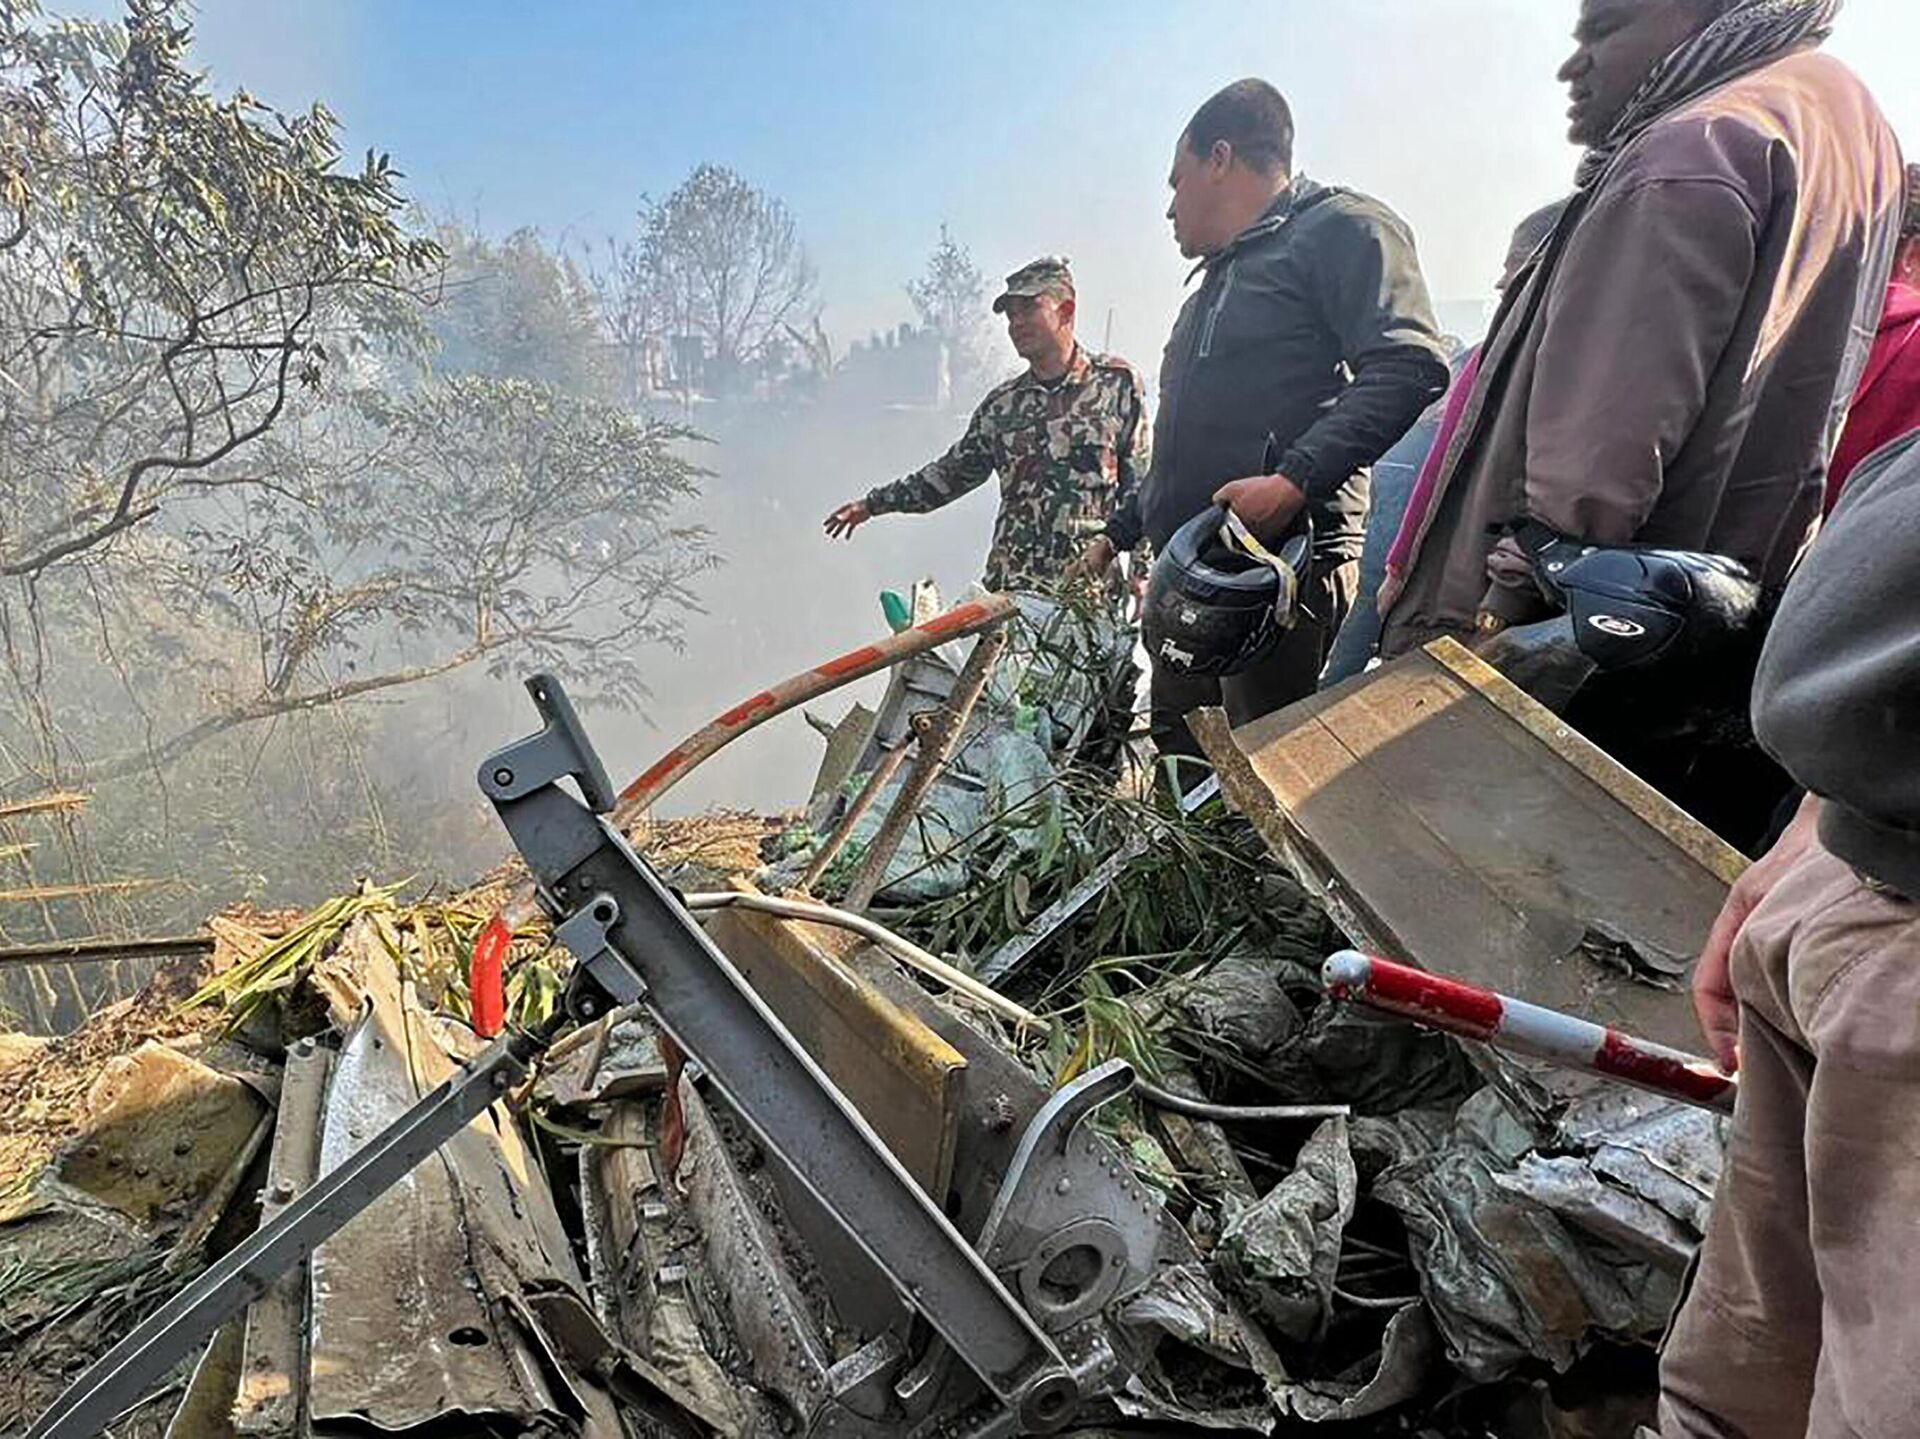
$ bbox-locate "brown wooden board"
[702,903,965,1202]
[702,900,968,1337]
[1193,638,1744,1054]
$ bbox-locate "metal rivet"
[493,767,514,786]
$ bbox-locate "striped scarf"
[1575,0,1843,188]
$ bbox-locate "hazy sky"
[170,0,1919,373]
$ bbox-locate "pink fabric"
[1386,347,1483,575]
[1826,281,1920,513]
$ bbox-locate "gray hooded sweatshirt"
[1754,429,1920,897]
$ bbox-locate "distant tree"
[781,314,835,383]
[906,223,989,394]
[429,224,614,400]
[0,0,441,581]
[625,163,817,395]
[591,232,660,403]
[0,3,721,939]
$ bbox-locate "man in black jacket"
[1083,79,1449,765]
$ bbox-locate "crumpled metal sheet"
[1262,1001,1481,1117]
[1113,1262,1285,1433]
[1113,1382,1277,1433]
[307,929,615,1434]
[1218,1117,1356,1343]
[1176,953,1303,1064]
[1274,1301,1440,1423]
[1341,1084,1716,1393]
[1450,1083,1545,1165]
[1559,1088,1725,1235]
[1372,1143,1679,1382]
[1496,1155,1695,1272]
[1117,1261,1277,1365]
[1120,1136,1440,1429]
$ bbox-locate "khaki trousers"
[1658,843,1920,1439]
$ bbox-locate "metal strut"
[480,674,1081,1433]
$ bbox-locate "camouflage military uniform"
[864,345,1152,593]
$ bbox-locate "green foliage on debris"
[886,766,1334,1086]
[0,1247,162,1340]
[181,879,565,1034]
[899,775,1324,985]
[1049,959,1174,1085]
[185,882,410,1025]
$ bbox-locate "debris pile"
[743,600,1726,1435]
[0,605,1732,1437]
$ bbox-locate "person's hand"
[1066,535,1117,582]
[823,499,871,540]
[1213,473,1307,538]
[1484,534,1534,592]
[1692,793,1821,1072]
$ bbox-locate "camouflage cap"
[992,256,1074,313]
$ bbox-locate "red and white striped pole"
[1321,950,1736,1115]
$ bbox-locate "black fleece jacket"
[1110,177,1450,561]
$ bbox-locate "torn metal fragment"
[1217,1117,1356,1344]
[1274,1300,1439,1424]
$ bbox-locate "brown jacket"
[1383,49,1904,653]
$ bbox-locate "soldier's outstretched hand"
[823,499,871,540]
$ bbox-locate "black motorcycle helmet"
[1538,544,1763,670]
[1142,503,1313,679]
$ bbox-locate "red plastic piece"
[470,911,513,1037]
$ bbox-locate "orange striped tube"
[608,593,1014,829]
